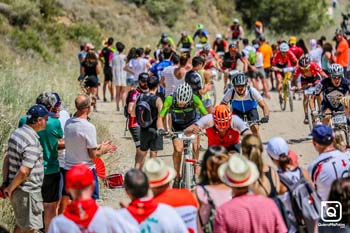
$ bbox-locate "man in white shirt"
[308,125,350,200]
[117,169,188,233]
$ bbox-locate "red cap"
[66,164,94,189]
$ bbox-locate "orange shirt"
[336,38,349,67]
[260,42,273,68]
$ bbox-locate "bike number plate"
[332,115,347,124]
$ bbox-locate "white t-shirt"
[163,65,185,97]
[117,203,188,233]
[112,53,127,85]
[195,114,248,133]
[308,149,350,201]
[128,58,148,81]
[309,47,323,67]
[48,206,139,233]
[255,51,263,68]
[64,117,97,170]
[58,109,70,168]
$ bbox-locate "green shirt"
[19,116,63,175]
[160,94,208,118]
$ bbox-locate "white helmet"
[329,63,344,78]
[280,42,289,52]
[176,83,192,104]
[216,34,222,39]
[203,43,211,51]
[233,18,239,23]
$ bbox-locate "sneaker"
[103,98,107,102]
[172,178,180,188]
[303,117,309,124]
[116,106,120,112]
[97,96,100,100]
[270,87,276,92]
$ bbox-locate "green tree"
[235,0,329,34]
[145,0,185,28]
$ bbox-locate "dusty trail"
[94,77,316,207]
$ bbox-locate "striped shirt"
[7,124,44,192]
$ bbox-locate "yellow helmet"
[289,36,297,45]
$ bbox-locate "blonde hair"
[241,134,264,177]
[206,154,229,184]
[340,96,350,109]
[333,130,347,152]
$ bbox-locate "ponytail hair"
[241,134,264,177]
[278,154,292,172]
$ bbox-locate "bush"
[145,0,185,28]
[66,22,102,47]
[38,0,62,20]
[9,0,40,27]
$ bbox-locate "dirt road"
[94,78,317,207]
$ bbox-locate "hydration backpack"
[279,168,321,233]
[248,50,257,65]
[123,90,134,118]
[198,185,215,233]
[135,93,157,128]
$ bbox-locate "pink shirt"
[214,193,287,233]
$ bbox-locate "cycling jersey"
[212,40,227,53]
[308,150,350,200]
[177,36,193,49]
[198,50,217,70]
[221,85,263,113]
[222,51,244,70]
[272,50,297,68]
[158,37,175,47]
[195,114,248,147]
[293,62,323,78]
[289,45,304,59]
[315,77,350,111]
[150,60,173,94]
[160,94,208,129]
[229,24,241,40]
[193,30,209,43]
[127,87,144,128]
[99,47,113,67]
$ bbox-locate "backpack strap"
[198,185,216,227]
[310,156,333,182]
[229,88,235,104]
[277,172,294,191]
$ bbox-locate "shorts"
[41,172,61,203]
[62,168,99,199]
[172,120,196,132]
[264,68,271,78]
[140,128,163,151]
[246,67,257,79]
[202,98,212,108]
[256,67,265,79]
[84,75,99,88]
[233,108,259,122]
[129,127,141,148]
[11,189,43,230]
[126,78,138,86]
[301,75,321,90]
[103,67,113,82]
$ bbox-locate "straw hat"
[144,158,176,188]
[218,153,259,188]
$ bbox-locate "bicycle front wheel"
[288,85,293,112]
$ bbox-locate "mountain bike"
[324,111,350,145]
[159,131,199,190]
[304,86,319,132]
[273,67,294,112]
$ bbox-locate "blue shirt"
[150,60,173,93]
[193,29,209,39]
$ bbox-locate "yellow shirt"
[260,43,273,69]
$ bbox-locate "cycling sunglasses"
[300,65,310,71]
[331,75,342,79]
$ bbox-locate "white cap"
[266,137,289,160]
[233,18,239,23]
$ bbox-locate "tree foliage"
[235,0,329,34]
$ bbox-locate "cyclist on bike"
[176,31,193,54]
[157,33,176,50]
[185,104,251,153]
[225,18,245,42]
[193,24,209,44]
[222,43,248,90]
[212,34,228,57]
[221,72,269,137]
[293,54,327,124]
[271,42,298,104]
[315,64,350,123]
[157,83,208,187]
[197,43,221,71]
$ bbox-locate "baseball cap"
[138,72,149,82]
[310,125,334,145]
[266,137,289,160]
[66,164,94,189]
[26,104,54,120]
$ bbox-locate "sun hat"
[218,153,259,188]
[144,158,176,188]
[66,164,94,190]
[266,137,289,160]
[310,124,334,145]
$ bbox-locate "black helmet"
[298,54,311,68]
[185,71,202,92]
[232,72,248,86]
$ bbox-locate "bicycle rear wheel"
[280,88,287,111]
[288,87,293,112]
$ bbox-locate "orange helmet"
[255,21,262,27]
[213,104,232,129]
